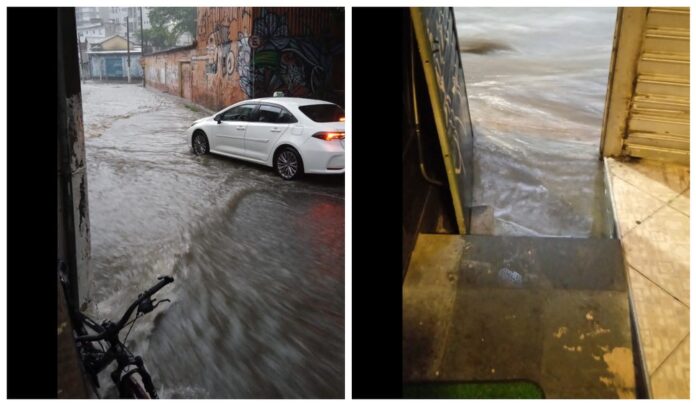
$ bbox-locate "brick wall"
[142,47,195,94]
[192,7,252,110]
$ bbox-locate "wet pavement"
[82,82,344,398]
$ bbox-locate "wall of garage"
[89,52,144,80]
[141,7,345,112]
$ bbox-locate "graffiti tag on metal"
[414,7,474,233]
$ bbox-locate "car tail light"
[339,117,345,122]
[312,131,345,141]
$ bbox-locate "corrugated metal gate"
[601,7,690,164]
[105,57,123,78]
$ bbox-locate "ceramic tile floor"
[605,157,690,399]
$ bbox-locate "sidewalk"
[605,157,690,398]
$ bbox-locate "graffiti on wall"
[198,7,253,96]
[198,8,342,99]
[249,9,342,99]
[204,27,252,95]
[238,35,252,95]
[198,7,251,39]
[419,7,475,228]
[204,24,227,74]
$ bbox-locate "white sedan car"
[187,97,345,180]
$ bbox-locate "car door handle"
[236,126,245,130]
[270,129,282,133]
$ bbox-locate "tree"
[136,7,196,52]
[149,8,196,43]
[136,26,176,51]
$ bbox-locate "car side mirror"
[214,115,222,124]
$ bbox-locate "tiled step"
[403,233,636,398]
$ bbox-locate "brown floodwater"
[82,83,344,398]
[456,7,617,237]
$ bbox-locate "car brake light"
[312,131,345,141]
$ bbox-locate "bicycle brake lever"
[152,299,171,309]
[137,296,171,315]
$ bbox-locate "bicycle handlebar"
[76,276,174,343]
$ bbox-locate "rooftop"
[87,49,142,55]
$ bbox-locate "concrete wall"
[58,8,92,309]
[89,53,143,80]
[141,7,345,112]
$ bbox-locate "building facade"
[76,7,150,45]
[88,35,143,80]
[77,23,106,43]
[75,7,102,26]
[140,7,345,111]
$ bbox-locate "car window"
[257,105,282,123]
[222,104,257,122]
[298,104,345,123]
[277,109,298,124]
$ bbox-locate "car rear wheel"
[275,147,303,180]
[192,131,209,155]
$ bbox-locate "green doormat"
[404,381,545,399]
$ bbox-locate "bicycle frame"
[60,270,173,399]
[76,313,159,398]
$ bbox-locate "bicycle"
[60,268,174,399]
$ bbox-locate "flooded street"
[82,82,344,398]
[456,8,617,237]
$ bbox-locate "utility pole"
[126,15,131,83]
[77,34,84,84]
[140,7,145,87]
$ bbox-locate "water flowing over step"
[403,234,635,398]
